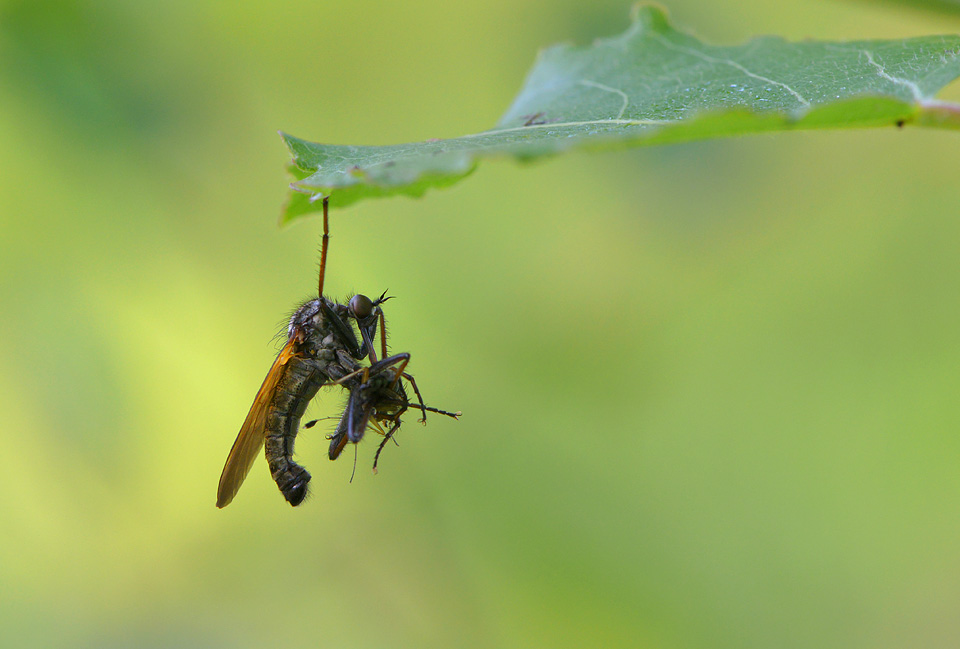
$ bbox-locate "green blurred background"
[3,1,960,647]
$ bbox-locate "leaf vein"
[578,80,631,119]
[650,32,811,107]
[476,118,671,138]
[863,50,926,101]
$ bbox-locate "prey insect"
[216,198,389,508]
[309,345,460,474]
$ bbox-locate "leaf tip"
[630,3,670,31]
[279,131,316,161]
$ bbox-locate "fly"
[216,198,388,508]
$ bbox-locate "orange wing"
[216,338,298,508]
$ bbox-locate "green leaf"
[870,0,960,15]
[281,5,960,220]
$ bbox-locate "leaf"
[281,5,960,220]
[871,0,960,15]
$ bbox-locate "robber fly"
[216,198,389,508]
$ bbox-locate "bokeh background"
[3,1,960,647]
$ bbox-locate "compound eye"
[349,294,374,319]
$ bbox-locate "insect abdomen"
[264,356,327,506]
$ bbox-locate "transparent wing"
[216,338,298,508]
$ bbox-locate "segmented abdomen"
[264,356,328,506]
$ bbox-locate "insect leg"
[397,370,428,423]
[317,197,329,298]
[379,307,388,360]
[372,421,402,473]
[419,405,461,419]
[368,353,410,378]
[319,299,362,358]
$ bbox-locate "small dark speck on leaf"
[523,112,547,126]
[895,119,905,128]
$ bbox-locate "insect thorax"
[288,297,358,362]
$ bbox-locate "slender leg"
[398,371,428,423]
[373,421,402,473]
[359,324,378,364]
[317,197,329,298]
[419,406,461,419]
[331,365,370,386]
[386,357,410,388]
[379,310,388,361]
[368,353,410,377]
